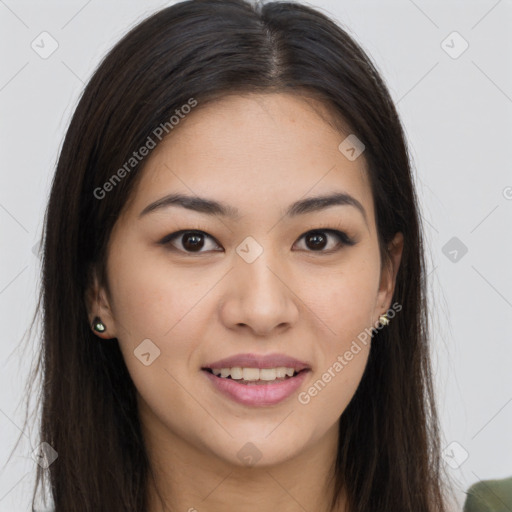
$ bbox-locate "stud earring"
[378,313,389,326]
[92,316,106,333]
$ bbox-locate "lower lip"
[202,369,309,407]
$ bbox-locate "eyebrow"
[138,191,368,225]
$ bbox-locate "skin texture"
[87,93,403,512]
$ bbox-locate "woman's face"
[89,93,402,468]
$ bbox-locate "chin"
[207,434,308,469]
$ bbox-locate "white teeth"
[275,367,287,378]
[242,368,260,380]
[259,369,277,381]
[230,367,243,379]
[210,366,298,381]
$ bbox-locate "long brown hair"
[18,0,450,510]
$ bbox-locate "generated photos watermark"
[93,97,198,200]
[297,301,402,405]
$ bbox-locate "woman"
[24,0,451,510]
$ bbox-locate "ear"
[374,232,404,321]
[84,267,118,340]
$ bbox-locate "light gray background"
[1,1,511,510]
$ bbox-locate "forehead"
[123,93,374,227]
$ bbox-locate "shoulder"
[463,477,512,512]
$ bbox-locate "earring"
[92,316,106,333]
[378,313,389,326]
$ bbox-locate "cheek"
[299,342,370,433]
[296,249,381,340]
[107,257,206,414]
[107,248,209,347]
[293,250,378,415]
[297,279,373,426]
[106,247,222,399]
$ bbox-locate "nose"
[219,253,300,337]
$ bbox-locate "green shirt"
[463,477,512,512]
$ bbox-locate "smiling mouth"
[201,366,310,406]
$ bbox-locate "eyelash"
[158,225,357,255]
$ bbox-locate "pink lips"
[201,352,311,407]
[203,368,309,407]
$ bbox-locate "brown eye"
[304,231,329,250]
[181,232,205,251]
[160,230,221,253]
[295,229,355,253]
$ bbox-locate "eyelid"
[158,226,357,254]
[158,228,221,250]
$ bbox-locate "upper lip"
[202,353,311,372]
